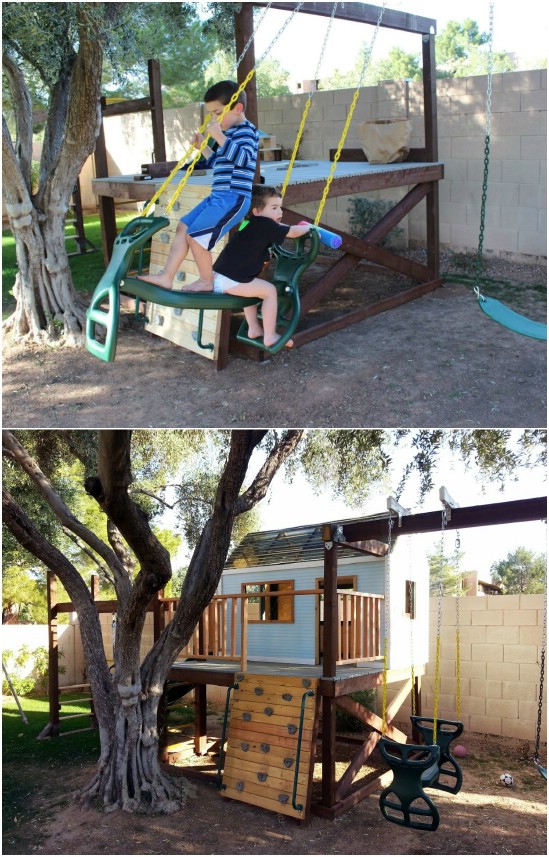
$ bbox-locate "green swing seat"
[410,716,464,795]
[379,738,441,832]
[86,216,320,362]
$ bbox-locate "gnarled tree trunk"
[2,6,108,346]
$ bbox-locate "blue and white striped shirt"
[205,119,259,199]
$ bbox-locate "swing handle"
[298,221,342,249]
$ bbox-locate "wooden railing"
[160,589,384,672]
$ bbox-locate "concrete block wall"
[386,593,547,742]
[258,70,546,261]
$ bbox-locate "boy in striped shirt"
[139,80,259,292]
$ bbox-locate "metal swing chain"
[382,512,394,736]
[454,530,462,720]
[145,2,301,216]
[533,556,547,767]
[280,1,339,200]
[315,1,386,226]
[407,534,416,716]
[474,1,494,300]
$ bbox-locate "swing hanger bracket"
[387,496,410,527]
[439,486,459,521]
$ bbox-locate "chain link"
[534,557,547,764]
[454,530,462,719]
[474,1,494,294]
[314,2,386,225]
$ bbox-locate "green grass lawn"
[2,211,140,319]
[2,695,100,846]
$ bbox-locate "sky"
[253,433,547,580]
[251,1,548,83]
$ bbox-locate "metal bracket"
[439,486,459,521]
[387,496,411,527]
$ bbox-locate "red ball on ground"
[453,744,467,758]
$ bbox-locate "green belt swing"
[469,2,546,342]
[86,216,320,361]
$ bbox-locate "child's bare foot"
[135,272,174,290]
[247,323,264,340]
[182,278,214,292]
[263,334,293,349]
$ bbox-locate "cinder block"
[487,661,520,682]
[521,135,547,160]
[469,714,502,736]
[520,662,547,687]
[472,610,503,626]
[460,661,487,679]
[470,678,502,699]
[503,679,535,701]
[518,232,547,256]
[460,695,486,716]
[503,70,542,91]
[504,609,539,626]
[501,160,541,184]
[459,626,487,644]
[490,91,521,113]
[501,718,538,741]
[503,644,539,664]
[486,626,519,645]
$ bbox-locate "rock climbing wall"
[222,673,320,820]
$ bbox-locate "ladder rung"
[59,711,94,721]
[60,697,92,705]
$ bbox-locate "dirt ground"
[2,254,546,429]
[4,728,546,856]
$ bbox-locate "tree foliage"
[490,547,546,594]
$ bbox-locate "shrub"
[347,197,404,247]
[2,645,62,697]
[336,688,377,733]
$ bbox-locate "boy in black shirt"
[213,185,311,348]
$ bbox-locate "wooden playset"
[87,2,445,370]
[41,495,546,824]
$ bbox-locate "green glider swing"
[85,215,320,361]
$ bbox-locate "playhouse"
[217,515,429,671]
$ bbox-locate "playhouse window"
[405,580,416,619]
[243,580,294,623]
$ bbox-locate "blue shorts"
[181,192,250,250]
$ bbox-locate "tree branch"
[2,430,131,607]
[2,52,33,191]
[234,429,305,515]
[62,527,116,588]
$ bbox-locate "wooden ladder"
[221,673,320,820]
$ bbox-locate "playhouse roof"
[226,512,390,569]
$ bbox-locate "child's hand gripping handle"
[299,221,342,249]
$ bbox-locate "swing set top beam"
[255,2,437,35]
[331,496,547,544]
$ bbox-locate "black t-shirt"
[213,216,290,283]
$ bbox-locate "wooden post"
[240,597,248,672]
[47,571,60,737]
[194,684,208,755]
[94,97,118,265]
[234,3,260,182]
[422,32,440,280]
[321,524,338,810]
[148,58,166,163]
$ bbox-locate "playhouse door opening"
[316,575,357,664]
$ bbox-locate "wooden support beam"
[338,539,388,557]
[340,497,547,544]
[260,2,437,35]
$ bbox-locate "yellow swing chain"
[433,508,447,744]
[314,1,386,226]
[454,529,462,720]
[145,2,304,217]
[280,1,339,201]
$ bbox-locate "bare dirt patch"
[3,254,546,429]
[4,730,546,855]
